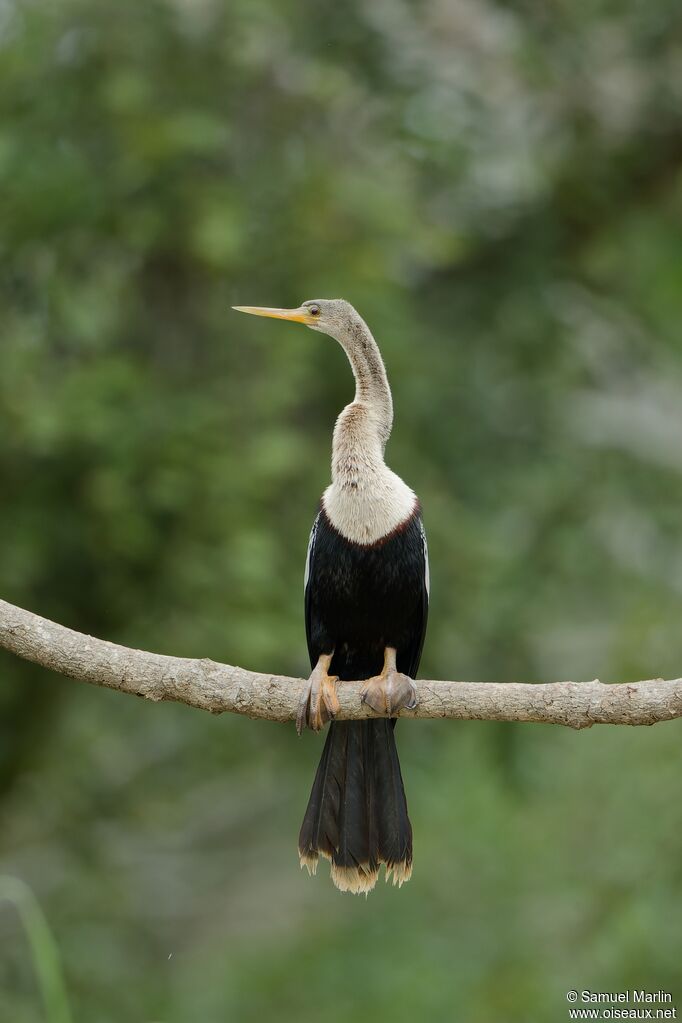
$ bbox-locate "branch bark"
[1,598,681,729]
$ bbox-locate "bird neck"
[330,316,393,483]
[323,314,416,544]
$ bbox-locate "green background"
[1,0,682,1019]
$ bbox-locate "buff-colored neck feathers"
[322,315,416,545]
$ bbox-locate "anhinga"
[233,299,429,894]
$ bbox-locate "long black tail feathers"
[298,719,413,895]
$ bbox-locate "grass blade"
[0,875,73,1023]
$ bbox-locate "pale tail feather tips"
[300,851,409,892]
[299,851,319,876]
[331,863,379,894]
[385,859,413,887]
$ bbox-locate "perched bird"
[233,299,429,893]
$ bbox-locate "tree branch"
[1,598,681,729]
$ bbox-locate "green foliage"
[1,0,682,1019]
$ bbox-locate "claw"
[360,647,418,716]
[297,654,340,734]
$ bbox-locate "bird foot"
[296,660,340,735]
[361,670,418,716]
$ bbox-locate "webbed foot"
[360,647,418,716]
[296,654,340,734]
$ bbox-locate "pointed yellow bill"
[232,305,311,324]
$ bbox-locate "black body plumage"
[305,507,427,682]
[298,505,428,892]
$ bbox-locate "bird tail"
[298,719,412,894]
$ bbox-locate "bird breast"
[322,468,417,546]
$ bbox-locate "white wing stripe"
[304,517,319,591]
[421,521,430,599]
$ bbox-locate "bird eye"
[308,305,320,317]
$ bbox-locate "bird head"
[232,298,357,338]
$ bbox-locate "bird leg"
[296,653,340,735]
[360,647,418,716]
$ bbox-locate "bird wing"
[398,514,429,680]
[304,512,321,665]
[421,516,430,602]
